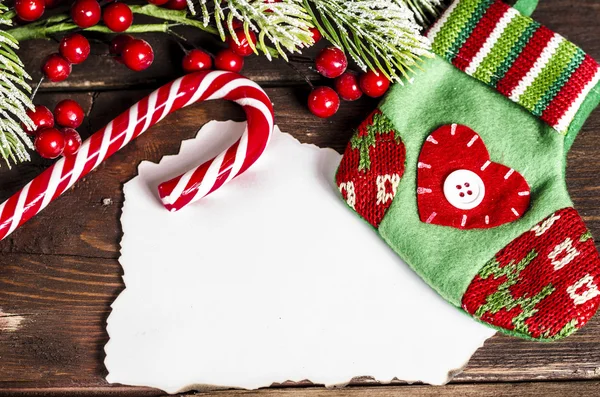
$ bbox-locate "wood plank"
[18,28,322,92]
[0,253,122,389]
[2,381,600,397]
[0,260,599,389]
[179,381,600,397]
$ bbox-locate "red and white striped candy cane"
[0,70,274,242]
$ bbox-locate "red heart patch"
[417,124,530,229]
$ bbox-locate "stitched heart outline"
[417,124,530,230]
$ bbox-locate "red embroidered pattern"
[462,208,600,339]
[335,110,406,228]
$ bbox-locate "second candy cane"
[0,70,274,242]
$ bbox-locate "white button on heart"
[443,169,485,210]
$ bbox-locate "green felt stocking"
[336,0,600,340]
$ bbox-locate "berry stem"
[171,34,189,55]
[7,3,282,59]
[8,20,176,41]
[167,28,188,45]
[7,5,216,41]
[130,5,218,35]
[285,60,314,89]
[30,76,43,101]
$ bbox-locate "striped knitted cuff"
[427,0,600,135]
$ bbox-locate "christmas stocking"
[336,0,600,340]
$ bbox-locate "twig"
[30,77,44,101]
[286,61,314,89]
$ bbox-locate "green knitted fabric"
[377,56,572,306]
[427,0,600,135]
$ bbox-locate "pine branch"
[0,3,34,168]
[399,0,444,26]
[304,0,433,83]
[188,0,315,61]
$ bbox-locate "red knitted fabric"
[462,208,600,339]
[417,124,530,229]
[336,110,406,228]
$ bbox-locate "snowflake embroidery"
[462,208,600,340]
[376,174,400,205]
[335,109,406,228]
[339,181,356,210]
[548,237,580,271]
[567,274,600,305]
[531,214,561,236]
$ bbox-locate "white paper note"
[105,121,495,394]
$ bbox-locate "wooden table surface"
[1,1,599,396]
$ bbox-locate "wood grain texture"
[19,28,322,92]
[0,0,599,395]
[2,381,600,397]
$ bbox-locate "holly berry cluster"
[176,23,258,74]
[24,0,156,80]
[25,100,84,159]
[16,0,393,132]
[308,47,391,118]
[24,0,269,81]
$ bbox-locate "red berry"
[230,19,243,30]
[121,39,154,71]
[109,34,134,61]
[15,0,45,21]
[59,33,90,64]
[334,72,362,101]
[54,99,84,128]
[263,0,281,12]
[226,29,256,57]
[147,0,169,5]
[182,49,212,73]
[309,27,322,44]
[35,128,65,159]
[24,105,54,135]
[315,47,347,78]
[41,53,72,82]
[164,0,187,10]
[61,128,83,156]
[71,0,101,28]
[359,70,390,98]
[308,86,340,118]
[103,2,133,32]
[214,49,244,73]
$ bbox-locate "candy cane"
[0,70,274,242]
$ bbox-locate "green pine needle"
[182,0,440,75]
[188,0,315,61]
[399,0,445,26]
[0,3,34,168]
[304,0,434,83]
